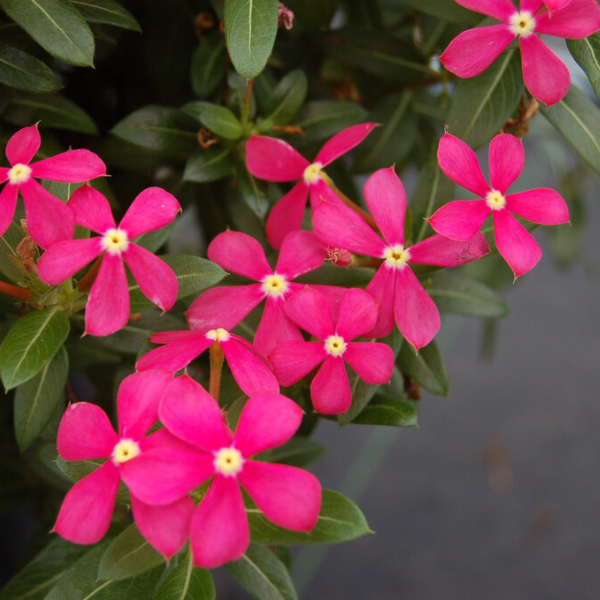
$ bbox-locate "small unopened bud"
[278,2,294,30]
[327,247,353,267]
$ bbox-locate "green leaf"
[0,0,95,66]
[260,69,307,128]
[225,544,297,600]
[191,33,226,99]
[397,339,448,396]
[181,100,214,122]
[0,220,27,283]
[99,524,165,581]
[446,49,523,149]
[257,437,326,467]
[235,162,269,219]
[283,0,337,29]
[540,86,600,176]
[428,272,509,318]
[352,392,418,427]
[183,147,234,183]
[248,489,370,545]
[14,345,68,450]
[568,33,600,101]
[400,0,480,24]
[3,92,98,134]
[129,255,227,312]
[70,0,141,30]
[154,552,215,600]
[0,308,69,390]
[224,0,279,81]
[0,41,62,92]
[199,104,242,139]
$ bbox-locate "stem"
[78,255,104,292]
[240,80,254,128]
[209,341,225,403]
[0,280,32,301]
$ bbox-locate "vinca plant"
[1,0,599,597]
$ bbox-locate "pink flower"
[187,230,326,355]
[38,185,180,336]
[312,167,490,350]
[53,371,195,558]
[120,375,322,568]
[136,327,280,397]
[440,0,600,106]
[428,133,569,278]
[278,2,294,29]
[0,123,106,248]
[269,287,395,414]
[246,123,377,249]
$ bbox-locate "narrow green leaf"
[568,33,600,101]
[199,104,242,139]
[225,544,297,600]
[191,33,226,98]
[70,0,141,30]
[183,147,234,183]
[352,392,418,427]
[134,222,174,253]
[397,339,448,396]
[224,0,279,81]
[0,309,69,390]
[0,0,95,66]
[154,552,215,600]
[235,163,269,219]
[261,69,307,128]
[0,220,27,283]
[256,437,326,468]
[14,345,68,450]
[401,0,480,24]
[180,100,214,122]
[0,41,62,92]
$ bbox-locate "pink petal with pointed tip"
[132,494,194,559]
[345,342,395,384]
[234,393,303,457]
[520,35,570,106]
[489,134,524,194]
[54,462,120,544]
[67,184,116,233]
[505,188,569,224]
[246,136,310,181]
[269,341,327,387]
[521,0,544,12]
[240,461,321,531]
[37,237,103,285]
[0,183,19,236]
[119,187,180,238]
[160,375,230,452]
[191,476,249,569]
[6,124,40,165]
[139,427,199,454]
[455,0,517,20]
[542,0,571,11]
[394,267,440,352]
[409,231,490,267]
[136,333,212,372]
[254,296,303,355]
[493,209,542,277]
[336,288,379,341]
[208,230,271,280]
[365,265,396,339]
[535,0,600,38]
[123,243,177,311]
[19,179,75,249]
[151,330,204,344]
[308,177,346,212]
[266,180,309,249]
[440,25,515,78]
[31,149,105,183]
[85,253,129,337]
[311,355,351,414]
[427,200,490,241]
[276,230,326,280]
[315,122,378,166]
[222,335,280,396]
[283,286,334,340]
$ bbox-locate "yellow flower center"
[102,228,129,254]
[383,244,411,269]
[213,446,244,476]
[206,328,230,342]
[7,163,32,185]
[485,190,506,211]
[303,162,323,184]
[324,334,347,357]
[261,273,289,298]
[509,11,535,37]
[112,439,141,464]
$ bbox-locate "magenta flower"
[246,123,377,249]
[312,167,490,350]
[439,0,600,106]
[54,371,195,558]
[187,230,326,355]
[269,287,395,414]
[428,133,569,278]
[121,375,322,568]
[38,184,180,336]
[0,123,106,248]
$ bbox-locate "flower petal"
[208,230,271,280]
[119,187,181,238]
[275,230,326,280]
[240,461,321,531]
[254,296,304,356]
[31,149,106,183]
[6,124,40,165]
[37,238,103,285]
[53,462,120,544]
[365,265,396,339]
[136,332,212,372]
[0,183,19,237]
[489,134,524,194]
[344,342,395,384]
[246,136,309,181]
[427,200,490,241]
[234,393,303,457]
[57,402,118,460]
[409,231,490,267]
[535,0,600,38]
[283,286,334,340]
[311,356,351,414]
[315,122,378,166]
[266,180,309,250]
[505,188,569,224]
[493,208,542,277]
[336,288,379,341]
[455,0,517,20]
[67,184,116,233]
[191,476,249,569]
[542,0,572,11]
[269,341,327,387]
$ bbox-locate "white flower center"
[102,228,129,254]
[383,244,411,269]
[112,439,140,464]
[206,328,230,342]
[261,273,289,298]
[213,446,244,476]
[324,334,347,357]
[485,190,506,211]
[7,163,32,185]
[303,162,323,184]
[509,11,535,37]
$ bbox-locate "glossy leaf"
[71,0,141,30]
[199,104,242,139]
[568,33,600,102]
[397,339,448,396]
[0,41,62,92]
[260,69,308,128]
[154,552,215,600]
[183,147,234,183]
[0,221,28,283]
[235,163,269,219]
[191,33,226,98]
[352,392,418,427]
[256,437,326,468]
